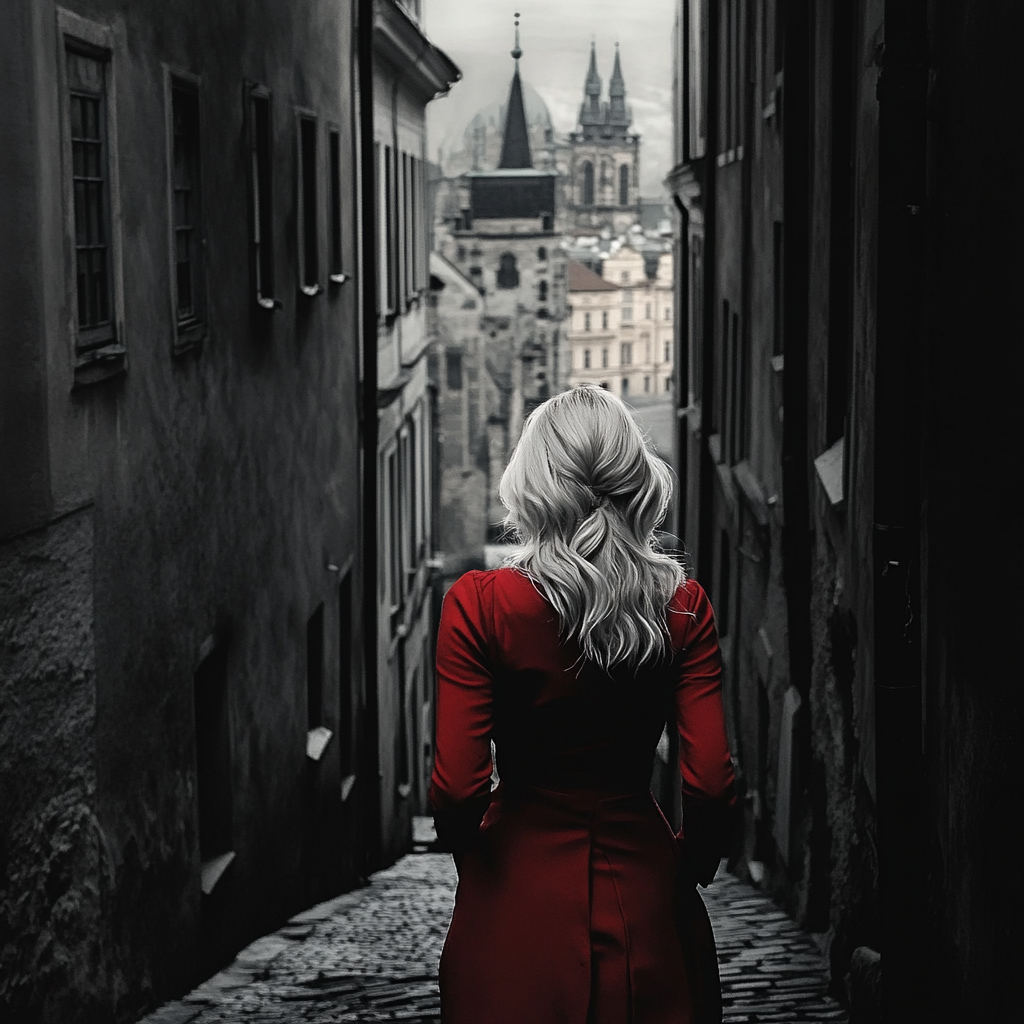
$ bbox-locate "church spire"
[579,41,604,128]
[498,13,532,169]
[606,43,631,128]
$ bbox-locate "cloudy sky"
[422,0,677,195]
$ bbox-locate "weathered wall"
[0,511,101,1021]
[3,0,364,1018]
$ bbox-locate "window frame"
[295,108,322,297]
[247,82,281,311]
[327,123,346,285]
[58,9,127,386]
[164,68,207,354]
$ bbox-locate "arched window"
[619,164,630,206]
[496,252,519,289]
[537,246,547,260]
[581,161,594,206]
[538,280,548,301]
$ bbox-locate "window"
[328,128,344,282]
[297,114,320,295]
[665,306,672,320]
[619,163,629,206]
[469,265,483,291]
[169,79,205,351]
[537,246,547,261]
[773,221,784,355]
[67,46,118,357]
[665,376,671,392]
[307,605,325,733]
[538,280,548,302]
[194,642,233,892]
[621,342,632,366]
[687,0,707,160]
[457,245,466,261]
[584,312,592,332]
[644,376,651,393]
[622,306,633,322]
[602,310,609,329]
[621,271,629,283]
[601,348,609,368]
[445,348,463,390]
[646,302,652,320]
[582,160,594,205]
[584,348,592,369]
[496,252,519,289]
[621,377,630,396]
[249,86,279,309]
[665,341,672,362]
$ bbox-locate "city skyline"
[423,0,676,194]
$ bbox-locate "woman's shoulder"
[667,576,715,647]
[444,566,539,602]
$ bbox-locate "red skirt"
[439,782,721,1024]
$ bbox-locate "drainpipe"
[873,1,928,1018]
[357,0,382,875]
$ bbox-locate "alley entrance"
[141,820,847,1024]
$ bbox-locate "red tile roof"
[567,260,618,292]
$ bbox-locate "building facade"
[567,247,674,400]
[431,33,567,586]
[371,0,459,866]
[0,1,366,1019]
[566,44,641,235]
[667,1,1022,1019]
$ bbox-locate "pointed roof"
[579,42,604,127]
[498,64,533,169]
[567,259,619,292]
[607,44,630,127]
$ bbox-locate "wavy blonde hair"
[499,384,685,671]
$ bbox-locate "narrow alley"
[141,821,847,1024]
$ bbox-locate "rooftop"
[567,260,618,292]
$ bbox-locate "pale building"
[567,246,674,400]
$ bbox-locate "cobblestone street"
[141,820,847,1024]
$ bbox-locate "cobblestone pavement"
[141,819,847,1024]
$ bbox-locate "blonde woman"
[429,384,736,1024]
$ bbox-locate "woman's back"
[429,567,735,1024]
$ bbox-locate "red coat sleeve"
[428,573,495,853]
[673,580,737,884]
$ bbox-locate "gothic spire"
[579,41,604,128]
[606,43,631,128]
[498,13,532,169]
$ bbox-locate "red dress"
[429,568,736,1024]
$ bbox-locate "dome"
[441,78,555,176]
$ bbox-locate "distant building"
[567,247,674,401]
[371,0,460,866]
[566,44,642,235]
[0,1,366,1019]
[432,25,567,586]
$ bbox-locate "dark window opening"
[67,47,115,349]
[538,280,548,302]
[496,252,519,289]
[329,129,343,278]
[194,643,232,863]
[621,377,630,396]
[446,349,463,390]
[249,88,277,306]
[582,160,595,206]
[337,572,354,785]
[306,604,324,731]
[299,116,319,292]
[171,82,203,331]
[537,246,547,260]
[619,163,629,206]
[719,530,731,636]
[772,221,784,355]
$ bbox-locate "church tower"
[568,43,641,235]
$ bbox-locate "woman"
[429,385,736,1024]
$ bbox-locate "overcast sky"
[423,0,677,195]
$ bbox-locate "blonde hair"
[499,384,685,672]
